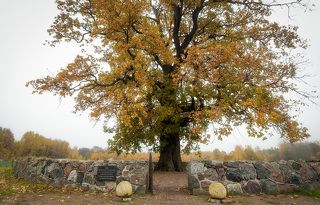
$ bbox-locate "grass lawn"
[293,189,320,198]
[0,166,51,197]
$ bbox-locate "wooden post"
[148,152,153,194]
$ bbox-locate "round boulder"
[116,181,133,198]
[209,181,227,199]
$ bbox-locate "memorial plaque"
[95,165,117,181]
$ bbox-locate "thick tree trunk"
[154,71,183,171]
[156,134,183,171]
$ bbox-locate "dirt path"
[1,172,319,205]
[1,190,320,205]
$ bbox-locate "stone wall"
[187,160,320,195]
[14,157,149,194]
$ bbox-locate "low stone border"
[14,157,149,194]
[187,160,320,195]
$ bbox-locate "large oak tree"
[28,0,311,171]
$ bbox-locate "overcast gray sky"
[0,0,319,152]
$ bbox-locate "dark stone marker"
[77,171,84,183]
[95,165,117,181]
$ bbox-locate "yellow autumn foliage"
[27,0,311,170]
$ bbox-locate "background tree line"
[0,127,79,160]
[76,142,320,162]
[1,126,319,161]
[197,143,320,162]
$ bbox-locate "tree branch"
[172,2,183,61]
[181,1,205,51]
